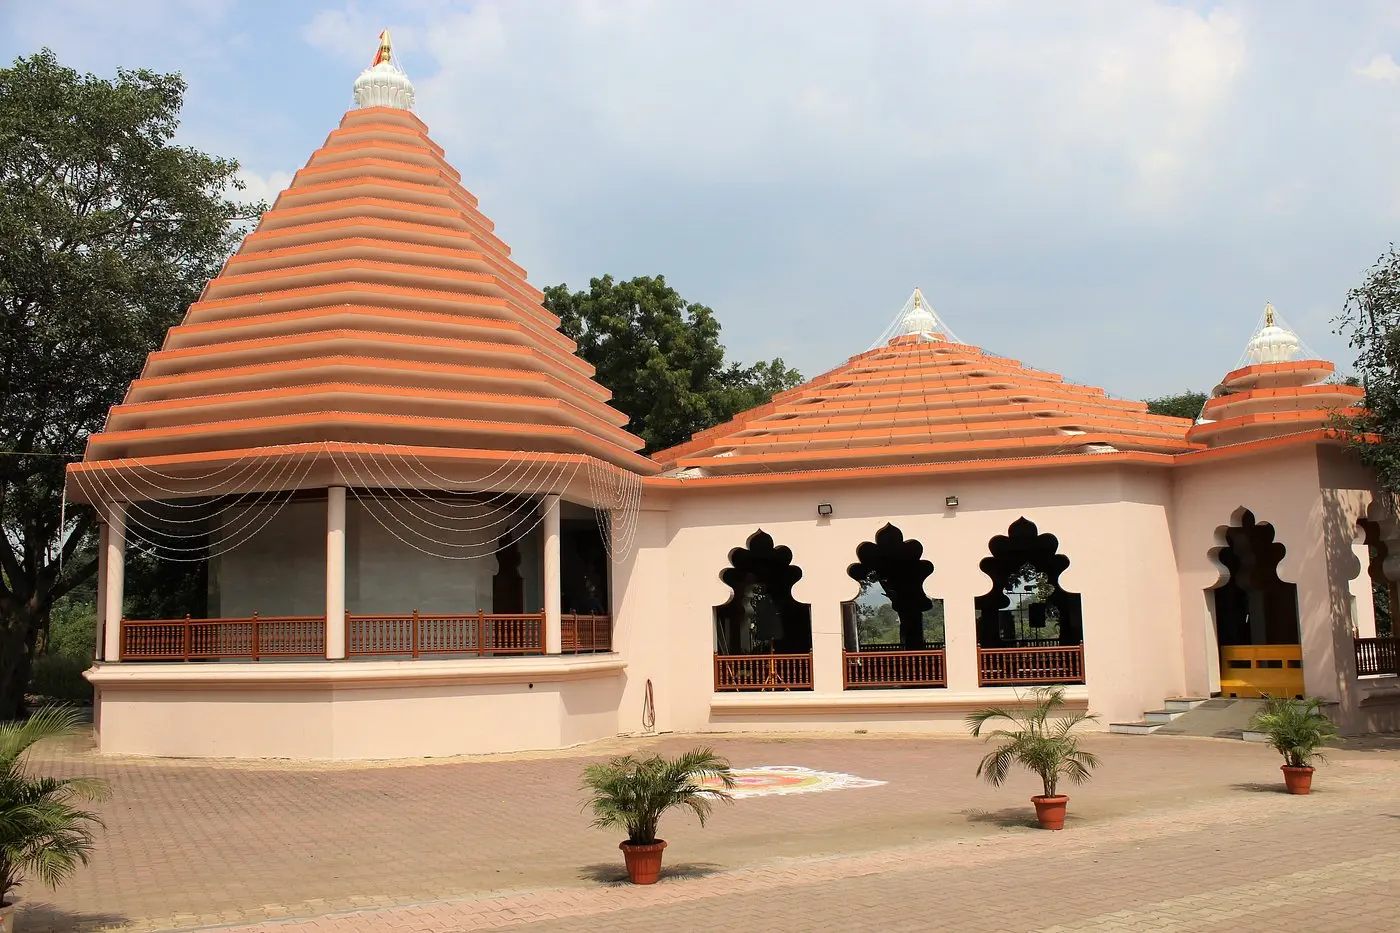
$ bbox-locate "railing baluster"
[713,653,813,691]
[975,645,1084,686]
[843,649,946,688]
[1355,636,1400,676]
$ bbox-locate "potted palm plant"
[0,706,108,931]
[582,747,735,884]
[966,685,1100,830]
[1249,695,1338,795]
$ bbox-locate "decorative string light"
[68,441,646,564]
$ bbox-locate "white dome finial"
[893,287,939,339]
[1245,301,1301,365]
[354,29,415,111]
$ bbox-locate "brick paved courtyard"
[16,730,1400,932]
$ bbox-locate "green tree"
[855,601,900,644]
[0,50,258,716]
[1144,391,1207,420]
[1338,246,1400,492]
[544,275,803,453]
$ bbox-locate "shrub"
[966,685,1100,798]
[0,706,109,906]
[582,747,735,845]
[1250,696,1339,768]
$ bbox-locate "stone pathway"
[17,732,1400,931]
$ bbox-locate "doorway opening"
[1209,509,1303,699]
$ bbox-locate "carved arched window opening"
[713,530,813,656]
[1207,509,1303,699]
[1211,511,1300,647]
[841,524,943,651]
[975,518,1083,649]
[1358,519,1396,639]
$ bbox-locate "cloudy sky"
[4,1,1399,400]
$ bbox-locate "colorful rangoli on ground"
[696,765,885,798]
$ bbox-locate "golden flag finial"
[913,288,922,310]
[372,29,392,66]
[1264,302,1275,327]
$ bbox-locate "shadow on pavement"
[578,861,725,885]
[18,904,128,933]
[960,807,1040,829]
[1230,782,1293,794]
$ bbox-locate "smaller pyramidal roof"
[654,290,1196,476]
[1190,303,1363,448]
[80,31,654,475]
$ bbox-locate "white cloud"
[405,2,1245,217]
[10,0,233,67]
[1357,53,1400,81]
[233,169,294,206]
[9,0,1400,399]
[302,3,428,71]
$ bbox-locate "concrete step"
[1153,697,1266,738]
[1109,721,1164,736]
[1145,709,1186,724]
[1164,697,1210,713]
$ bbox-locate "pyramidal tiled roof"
[1189,306,1363,448]
[81,104,655,474]
[654,331,1198,476]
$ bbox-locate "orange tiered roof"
[76,104,655,475]
[1187,306,1363,449]
[654,330,1199,476]
[1189,360,1363,448]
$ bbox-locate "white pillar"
[101,505,126,662]
[326,486,347,659]
[811,604,845,693]
[543,494,562,654]
[94,523,108,661]
[942,579,981,693]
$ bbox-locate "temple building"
[69,35,1400,759]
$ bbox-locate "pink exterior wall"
[90,658,624,759]
[87,441,1400,760]
[613,463,1187,734]
[1171,444,1400,733]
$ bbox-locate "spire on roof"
[1244,301,1301,365]
[891,287,942,341]
[354,28,415,111]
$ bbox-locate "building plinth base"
[86,656,626,760]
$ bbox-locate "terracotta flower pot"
[1281,765,1314,795]
[620,839,667,884]
[1031,794,1069,830]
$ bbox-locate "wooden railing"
[120,615,326,661]
[1355,637,1400,676]
[844,649,946,688]
[714,653,813,692]
[561,614,612,653]
[978,645,1085,686]
[346,611,545,657]
[1219,644,1304,699]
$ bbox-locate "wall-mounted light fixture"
[817,503,834,517]
[945,495,959,509]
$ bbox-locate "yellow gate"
[1219,645,1304,699]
